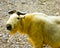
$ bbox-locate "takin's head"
[6,10,26,35]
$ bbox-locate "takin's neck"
[18,15,33,34]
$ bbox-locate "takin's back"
[24,13,60,48]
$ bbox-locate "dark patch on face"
[17,12,26,15]
[8,10,16,14]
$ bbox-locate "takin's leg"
[28,36,43,48]
[26,21,44,48]
[51,45,60,48]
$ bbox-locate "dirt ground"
[0,0,60,48]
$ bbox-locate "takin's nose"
[6,24,12,30]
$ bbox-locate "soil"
[0,0,60,48]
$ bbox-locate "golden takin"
[6,10,60,48]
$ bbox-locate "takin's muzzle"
[6,24,12,30]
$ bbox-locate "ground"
[0,0,60,48]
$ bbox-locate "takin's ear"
[17,12,26,15]
[8,10,16,14]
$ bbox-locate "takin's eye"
[17,17,20,20]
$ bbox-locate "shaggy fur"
[6,11,60,48]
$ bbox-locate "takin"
[6,10,60,48]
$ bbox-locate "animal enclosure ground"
[0,0,60,48]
